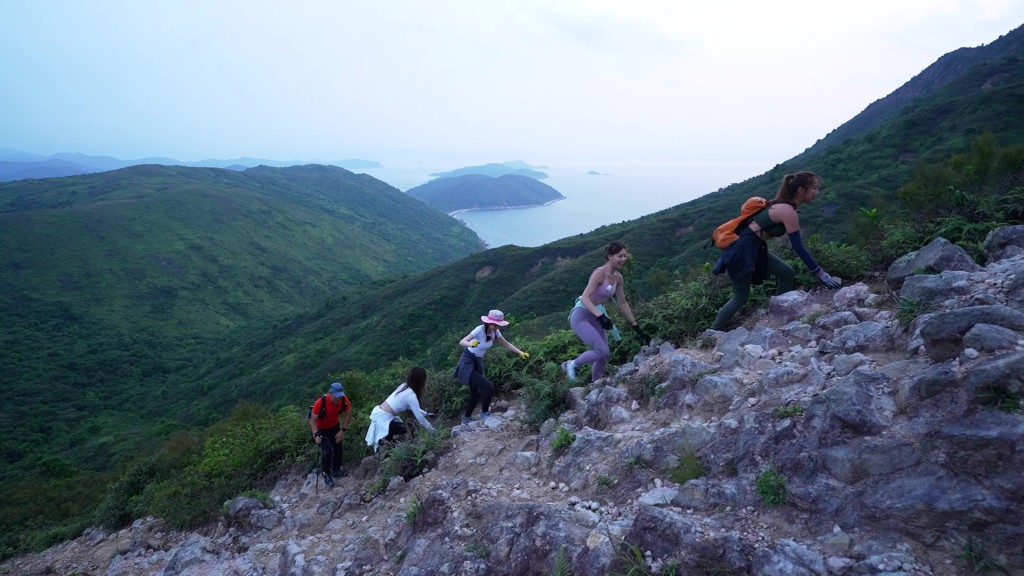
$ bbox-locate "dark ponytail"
[773,171,821,206]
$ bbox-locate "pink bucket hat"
[481,309,509,326]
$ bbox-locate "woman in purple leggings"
[562,241,648,382]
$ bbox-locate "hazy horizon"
[3,1,1023,177]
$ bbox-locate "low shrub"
[136,404,308,528]
[520,373,575,430]
[668,449,704,485]
[551,426,576,452]
[755,467,787,506]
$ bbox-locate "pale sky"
[3,1,1023,172]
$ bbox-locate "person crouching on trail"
[310,382,352,487]
[365,366,435,453]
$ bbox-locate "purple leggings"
[570,307,610,381]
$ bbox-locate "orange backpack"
[710,197,769,249]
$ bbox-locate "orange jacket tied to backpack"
[710,196,769,249]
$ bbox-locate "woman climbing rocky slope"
[4,227,1024,576]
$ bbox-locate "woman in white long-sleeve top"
[365,366,435,453]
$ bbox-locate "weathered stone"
[984,224,1024,262]
[900,270,972,307]
[821,371,889,434]
[821,439,921,484]
[855,464,1008,530]
[693,374,741,415]
[751,539,826,576]
[814,311,859,330]
[887,236,983,290]
[1008,271,1024,312]
[962,322,1020,353]
[895,363,961,410]
[926,413,1024,484]
[964,350,1024,399]
[920,305,1024,361]
[16,228,1024,576]
[664,352,715,388]
[832,353,871,377]
[762,364,809,388]
[832,283,872,309]
[832,321,895,354]
[769,290,812,324]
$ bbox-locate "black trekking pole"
[314,445,320,495]
[311,435,321,495]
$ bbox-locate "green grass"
[364,425,451,499]
[772,404,805,419]
[961,536,1010,575]
[668,450,705,485]
[976,387,1022,413]
[551,426,576,452]
[551,547,575,576]
[755,467,788,506]
[611,543,680,576]
[464,540,490,559]
[405,496,421,525]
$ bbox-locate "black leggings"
[711,252,794,331]
[314,425,343,474]
[464,370,494,417]
[386,420,407,442]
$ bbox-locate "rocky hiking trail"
[4,229,1024,576]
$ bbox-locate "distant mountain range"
[428,160,548,179]
[0,148,383,182]
[406,173,565,213]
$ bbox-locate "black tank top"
[750,206,786,238]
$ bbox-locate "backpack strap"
[318,394,328,419]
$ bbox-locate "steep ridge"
[799,22,1024,159]
[6,226,1023,576]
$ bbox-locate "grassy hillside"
[0,163,481,478]
[189,25,1024,394]
[2,25,1023,561]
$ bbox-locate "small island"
[406,173,564,214]
[429,161,548,180]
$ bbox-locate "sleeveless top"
[589,281,616,305]
[750,206,786,238]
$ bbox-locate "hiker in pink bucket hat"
[453,309,529,424]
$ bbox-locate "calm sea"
[360,161,768,248]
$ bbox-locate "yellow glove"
[469,339,480,348]
[519,351,530,359]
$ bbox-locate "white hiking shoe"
[561,360,578,381]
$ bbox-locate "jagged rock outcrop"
[3,230,1024,576]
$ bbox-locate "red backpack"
[710,197,769,249]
